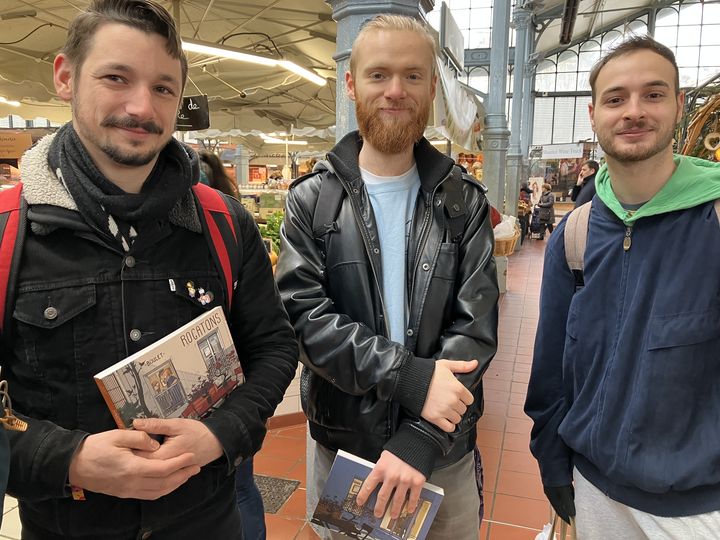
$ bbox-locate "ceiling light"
[182,39,326,86]
[261,135,308,145]
[0,96,21,107]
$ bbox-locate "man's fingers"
[436,418,455,433]
[406,482,423,515]
[390,484,409,519]
[373,482,394,518]
[116,430,162,452]
[133,418,181,436]
[444,359,478,374]
[139,452,198,478]
[357,475,380,507]
[128,464,201,500]
[459,387,474,406]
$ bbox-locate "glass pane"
[557,50,578,72]
[679,66,699,87]
[580,39,601,52]
[453,9,470,29]
[574,96,594,143]
[698,65,720,85]
[626,19,648,36]
[676,46,700,67]
[602,30,624,51]
[701,26,720,46]
[537,59,556,74]
[703,4,720,24]
[448,0,472,9]
[470,8,492,30]
[577,71,591,91]
[556,72,577,91]
[654,26,678,48]
[579,50,600,71]
[656,7,679,27]
[552,97,576,144]
[679,4,703,26]
[469,70,489,94]
[535,73,556,92]
[678,26,701,46]
[532,98,554,146]
[699,46,720,68]
[470,29,492,48]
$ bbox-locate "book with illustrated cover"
[312,450,444,540]
[94,306,243,429]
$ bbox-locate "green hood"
[595,155,720,224]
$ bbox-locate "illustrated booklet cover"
[94,306,243,429]
[312,449,444,540]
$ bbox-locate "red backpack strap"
[192,184,240,311]
[0,183,25,335]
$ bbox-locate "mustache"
[101,116,163,135]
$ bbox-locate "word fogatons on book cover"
[312,450,444,540]
[94,306,243,429]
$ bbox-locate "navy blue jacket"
[525,196,720,517]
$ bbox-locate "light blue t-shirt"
[361,165,421,344]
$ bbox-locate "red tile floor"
[254,238,552,540]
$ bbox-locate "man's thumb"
[445,359,478,373]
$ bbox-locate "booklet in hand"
[94,306,243,429]
[312,449,444,540]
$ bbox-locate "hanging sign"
[176,94,210,131]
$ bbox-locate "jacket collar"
[19,132,201,233]
[326,130,456,193]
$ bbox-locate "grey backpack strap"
[564,201,592,290]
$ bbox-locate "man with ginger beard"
[276,14,498,540]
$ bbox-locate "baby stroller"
[529,207,546,240]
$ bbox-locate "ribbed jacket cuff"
[383,423,442,479]
[394,356,435,417]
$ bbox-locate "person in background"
[537,182,556,235]
[199,150,239,197]
[570,159,599,208]
[199,153,267,540]
[525,36,720,539]
[277,14,498,540]
[4,1,298,538]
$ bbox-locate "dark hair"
[584,160,600,173]
[589,35,679,103]
[63,0,188,88]
[199,151,238,197]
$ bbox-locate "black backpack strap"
[192,184,241,311]
[0,183,26,339]
[443,166,468,243]
[311,174,344,253]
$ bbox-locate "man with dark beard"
[276,14,498,540]
[4,1,298,538]
[526,36,720,539]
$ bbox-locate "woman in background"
[199,151,239,198]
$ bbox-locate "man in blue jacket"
[525,36,720,538]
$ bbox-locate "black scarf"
[47,123,198,250]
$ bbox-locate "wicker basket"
[494,228,520,257]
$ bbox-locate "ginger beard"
[355,95,431,155]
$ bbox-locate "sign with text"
[0,131,32,159]
[540,143,584,160]
[176,94,210,131]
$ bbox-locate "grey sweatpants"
[574,468,720,539]
[306,432,480,540]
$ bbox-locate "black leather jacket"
[277,132,498,476]
[5,135,298,538]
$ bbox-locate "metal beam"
[465,47,515,68]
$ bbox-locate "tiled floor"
[0,237,551,539]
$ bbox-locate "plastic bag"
[534,522,554,540]
[493,214,517,240]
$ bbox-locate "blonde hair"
[349,14,438,77]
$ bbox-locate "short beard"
[598,124,675,163]
[98,142,159,166]
[356,99,429,154]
